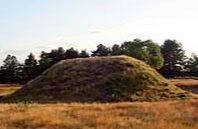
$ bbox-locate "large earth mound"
[2,56,196,103]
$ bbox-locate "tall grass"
[0,100,197,129]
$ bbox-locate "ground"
[0,84,21,96]
[0,100,197,129]
[0,79,197,129]
[171,78,198,94]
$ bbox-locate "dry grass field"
[0,100,197,129]
[170,78,198,87]
[0,80,197,129]
[0,84,21,96]
[170,79,198,94]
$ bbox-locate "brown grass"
[0,100,197,129]
[0,84,21,96]
[170,79,198,94]
[171,79,198,87]
[0,79,197,129]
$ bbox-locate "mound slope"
[3,56,195,102]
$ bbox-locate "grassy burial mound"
[2,56,196,103]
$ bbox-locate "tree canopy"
[0,38,197,84]
[160,40,186,77]
[0,55,22,83]
[118,39,164,69]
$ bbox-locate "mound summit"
[3,56,195,102]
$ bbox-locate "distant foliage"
[186,54,198,76]
[0,55,23,83]
[160,40,186,77]
[38,51,54,73]
[0,38,197,84]
[118,39,164,69]
[22,53,38,82]
[109,39,164,69]
[49,47,65,62]
[111,44,122,56]
[91,44,111,57]
[65,48,79,59]
[79,50,90,58]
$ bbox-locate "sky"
[0,0,198,63]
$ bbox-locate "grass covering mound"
[2,56,196,103]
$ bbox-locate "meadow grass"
[0,84,21,96]
[170,79,198,87]
[0,80,197,129]
[0,100,197,129]
[170,79,198,94]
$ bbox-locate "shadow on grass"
[179,86,198,94]
[0,95,197,104]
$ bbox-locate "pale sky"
[0,0,198,63]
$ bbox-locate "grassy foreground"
[0,80,197,129]
[0,100,197,129]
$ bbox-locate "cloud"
[34,45,50,50]
[89,30,101,34]
[0,50,29,56]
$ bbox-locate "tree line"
[0,39,197,84]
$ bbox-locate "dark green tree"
[49,47,65,62]
[23,53,38,82]
[160,40,186,77]
[91,44,111,57]
[65,48,79,59]
[0,55,22,83]
[111,44,122,55]
[38,51,54,72]
[186,54,198,76]
[79,50,89,58]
